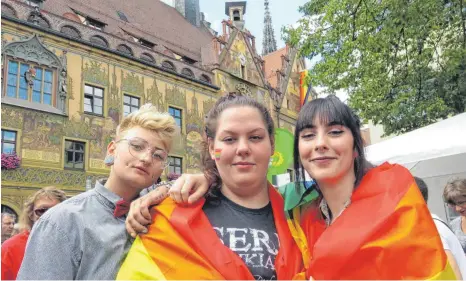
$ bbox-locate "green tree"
[284,0,466,135]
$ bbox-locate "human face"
[2,215,15,236]
[32,196,61,223]
[108,126,167,189]
[453,200,466,217]
[209,106,273,196]
[298,117,355,185]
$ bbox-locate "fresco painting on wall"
[83,60,108,87]
[146,79,166,112]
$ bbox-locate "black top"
[203,193,278,280]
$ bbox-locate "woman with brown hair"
[1,186,67,280]
[117,93,303,280]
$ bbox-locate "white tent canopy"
[365,113,466,167]
[365,113,466,221]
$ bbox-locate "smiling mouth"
[311,157,336,161]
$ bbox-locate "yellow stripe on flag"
[117,236,166,280]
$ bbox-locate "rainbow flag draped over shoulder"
[117,184,303,280]
[284,163,456,280]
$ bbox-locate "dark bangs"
[296,95,356,132]
[293,95,371,186]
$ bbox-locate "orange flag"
[291,163,456,279]
[117,184,303,280]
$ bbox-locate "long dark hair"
[201,92,275,198]
[293,95,373,187]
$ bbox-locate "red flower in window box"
[1,153,21,170]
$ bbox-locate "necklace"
[319,197,352,227]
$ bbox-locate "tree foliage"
[284,0,466,135]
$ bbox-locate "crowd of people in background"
[0,93,465,280]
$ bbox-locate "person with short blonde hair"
[18,104,177,280]
[444,178,466,254]
[2,186,66,280]
[19,186,68,232]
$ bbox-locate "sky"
[199,0,308,55]
[199,0,347,101]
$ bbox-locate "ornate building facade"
[1,0,304,216]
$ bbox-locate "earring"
[104,155,115,166]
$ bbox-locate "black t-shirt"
[203,193,279,281]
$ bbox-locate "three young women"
[125,95,455,280]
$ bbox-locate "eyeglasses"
[448,200,466,208]
[116,138,169,168]
[34,208,49,217]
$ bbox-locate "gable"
[218,30,265,87]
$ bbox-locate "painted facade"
[1,0,302,216]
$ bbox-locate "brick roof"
[42,0,214,61]
[262,46,287,88]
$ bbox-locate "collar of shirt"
[94,179,126,214]
[319,197,352,227]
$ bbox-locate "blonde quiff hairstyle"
[19,186,67,231]
[116,103,177,151]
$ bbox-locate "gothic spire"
[262,0,277,56]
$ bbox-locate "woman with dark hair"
[127,95,455,280]
[287,95,454,279]
[117,93,302,280]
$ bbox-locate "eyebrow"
[130,138,165,151]
[303,121,344,129]
[220,128,266,134]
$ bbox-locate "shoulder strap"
[433,217,454,232]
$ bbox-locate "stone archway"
[1,204,18,218]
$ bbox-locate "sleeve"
[433,221,451,251]
[1,243,14,280]
[16,217,79,280]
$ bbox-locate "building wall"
[1,2,302,215]
[1,21,217,214]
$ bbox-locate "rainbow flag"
[284,163,456,280]
[117,184,303,280]
[214,149,221,160]
[299,70,310,108]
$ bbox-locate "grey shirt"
[450,216,466,254]
[17,180,134,280]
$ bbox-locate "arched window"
[1,205,18,218]
[116,44,133,56]
[181,68,194,78]
[140,53,155,64]
[1,3,17,18]
[2,35,65,112]
[60,25,81,39]
[90,35,109,48]
[27,13,51,28]
[233,10,241,21]
[162,60,176,72]
[199,74,211,84]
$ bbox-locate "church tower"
[262,0,277,55]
